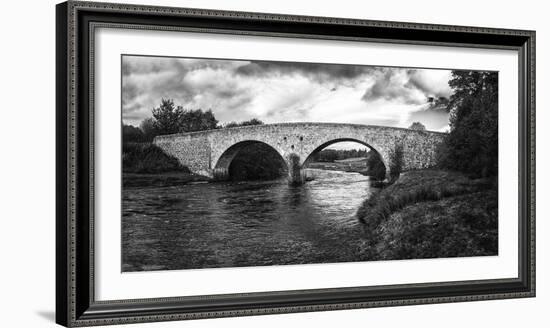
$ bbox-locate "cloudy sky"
[122,55,455,132]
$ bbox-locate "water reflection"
[122,169,377,272]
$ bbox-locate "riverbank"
[357,169,498,260]
[122,142,212,187]
[308,159,369,175]
[123,172,210,188]
[123,142,188,174]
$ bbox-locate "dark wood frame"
[56,1,536,326]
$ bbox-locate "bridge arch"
[299,138,390,182]
[303,138,388,167]
[213,140,288,181]
[153,122,446,184]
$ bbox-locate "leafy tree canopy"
[438,71,498,177]
[151,99,183,135]
[409,122,426,131]
[124,99,267,144]
[150,98,218,135]
[122,124,146,143]
[224,118,264,128]
[139,117,157,142]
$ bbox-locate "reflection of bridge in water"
[154,123,446,184]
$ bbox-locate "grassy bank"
[122,142,209,187]
[307,159,368,175]
[123,142,189,174]
[123,172,209,188]
[357,170,497,260]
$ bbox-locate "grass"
[357,169,498,260]
[122,142,190,174]
[122,142,211,187]
[357,170,494,226]
[373,190,498,259]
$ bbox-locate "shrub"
[408,122,426,131]
[122,142,189,174]
[287,153,302,186]
[365,151,386,181]
[388,142,404,181]
[122,124,147,143]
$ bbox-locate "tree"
[224,122,240,128]
[409,122,426,131]
[139,117,157,142]
[314,149,339,162]
[122,124,145,143]
[151,99,183,135]
[238,118,263,126]
[438,71,498,177]
[179,108,218,132]
[313,148,369,162]
[224,118,264,128]
[150,99,219,135]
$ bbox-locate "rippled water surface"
[122,169,378,271]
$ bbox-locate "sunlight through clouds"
[122,55,453,131]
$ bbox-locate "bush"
[287,153,302,186]
[122,142,189,174]
[122,124,147,143]
[224,118,264,128]
[409,122,426,131]
[139,118,158,142]
[365,151,386,181]
[388,142,404,181]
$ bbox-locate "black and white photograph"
[1,0,543,326]
[121,55,499,272]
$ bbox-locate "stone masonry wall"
[154,132,212,177]
[382,128,445,171]
[153,123,446,181]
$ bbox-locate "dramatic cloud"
[122,55,456,131]
[235,61,374,85]
[362,68,452,105]
[406,69,453,99]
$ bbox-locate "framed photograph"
[56,1,535,326]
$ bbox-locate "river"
[122,168,378,272]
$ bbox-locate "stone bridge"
[153,123,446,184]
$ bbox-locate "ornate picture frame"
[56,1,535,326]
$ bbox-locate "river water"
[122,169,378,272]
